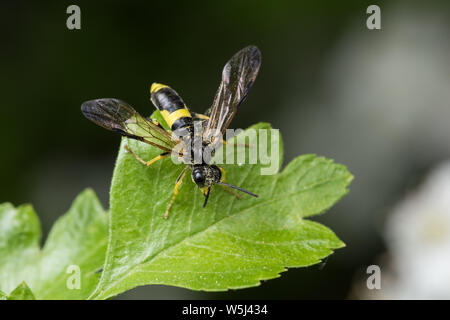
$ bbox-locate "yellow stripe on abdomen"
[161,108,192,128]
[150,83,168,93]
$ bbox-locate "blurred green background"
[1,0,449,299]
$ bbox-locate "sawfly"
[81,45,261,218]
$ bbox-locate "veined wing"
[204,45,261,137]
[81,98,178,153]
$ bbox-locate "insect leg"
[124,145,169,167]
[191,112,210,120]
[164,166,189,219]
[145,152,170,167]
[151,119,164,129]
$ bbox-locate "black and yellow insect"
[81,45,261,218]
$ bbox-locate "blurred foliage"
[2,282,36,300]
[0,190,107,299]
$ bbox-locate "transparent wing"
[81,98,178,153]
[205,45,261,136]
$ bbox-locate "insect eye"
[193,170,206,185]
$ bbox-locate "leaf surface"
[7,282,36,300]
[0,189,108,299]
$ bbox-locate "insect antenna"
[217,182,258,198]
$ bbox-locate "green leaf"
[90,115,352,300]
[7,282,36,300]
[0,202,40,297]
[0,189,108,299]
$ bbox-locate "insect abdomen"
[150,83,192,131]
